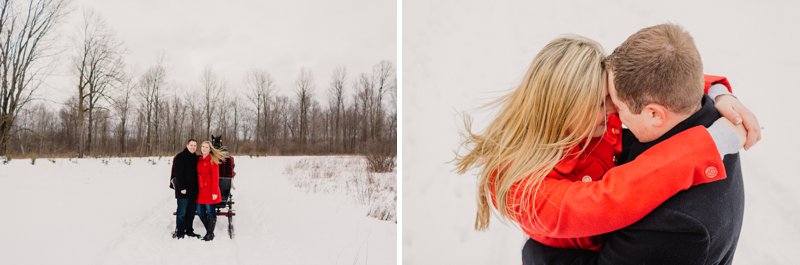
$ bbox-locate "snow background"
[402,0,799,264]
[0,156,396,265]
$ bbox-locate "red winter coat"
[704,74,731,94]
[491,75,732,251]
[197,154,222,205]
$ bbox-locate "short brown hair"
[606,23,703,114]
[186,138,197,144]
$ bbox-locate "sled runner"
[214,187,235,239]
[213,135,236,239]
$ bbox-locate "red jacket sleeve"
[517,126,727,238]
[212,162,221,197]
[704,74,732,94]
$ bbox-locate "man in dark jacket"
[171,139,201,239]
[523,24,747,265]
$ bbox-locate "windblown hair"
[455,36,607,231]
[201,140,229,165]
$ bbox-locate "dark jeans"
[175,198,197,234]
[197,204,215,221]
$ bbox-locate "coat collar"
[632,95,718,151]
[552,114,622,175]
[620,95,720,164]
[181,148,197,156]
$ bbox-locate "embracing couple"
[457,23,761,264]
[170,138,229,241]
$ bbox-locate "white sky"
[42,0,396,108]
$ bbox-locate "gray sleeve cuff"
[707,84,731,103]
[707,119,740,157]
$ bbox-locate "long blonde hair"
[201,141,228,165]
[455,36,607,231]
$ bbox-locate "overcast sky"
[43,0,396,107]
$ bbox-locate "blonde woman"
[456,36,753,250]
[196,140,228,241]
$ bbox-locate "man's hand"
[180,189,186,195]
[714,94,761,150]
[212,194,218,200]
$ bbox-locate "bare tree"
[6,57,396,159]
[386,72,397,149]
[275,95,291,150]
[328,65,346,152]
[201,66,221,139]
[294,68,314,152]
[0,0,67,155]
[186,93,197,139]
[137,57,166,155]
[73,9,125,157]
[245,68,275,152]
[168,92,186,150]
[356,73,374,145]
[231,96,240,152]
[371,61,394,142]
[111,78,133,154]
[215,90,229,141]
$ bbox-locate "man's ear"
[643,103,669,128]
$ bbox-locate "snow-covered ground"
[287,157,397,222]
[403,0,800,264]
[0,156,396,265]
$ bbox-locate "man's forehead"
[606,72,618,95]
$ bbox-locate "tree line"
[0,0,397,161]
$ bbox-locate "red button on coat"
[705,166,718,178]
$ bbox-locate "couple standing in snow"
[170,138,230,241]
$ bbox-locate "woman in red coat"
[196,140,226,241]
[455,36,755,251]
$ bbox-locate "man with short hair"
[171,139,201,239]
[524,23,753,264]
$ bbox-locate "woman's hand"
[714,94,761,150]
[212,194,218,200]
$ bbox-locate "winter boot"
[202,216,216,241]
[185,216,202,239]
[185,230,202,238]
[172,230,185,239]
[186,230,200,238]
[184,214,200,238]
[199,215,209,240]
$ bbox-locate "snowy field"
[0,156,396,265]
[403,0,800,264]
